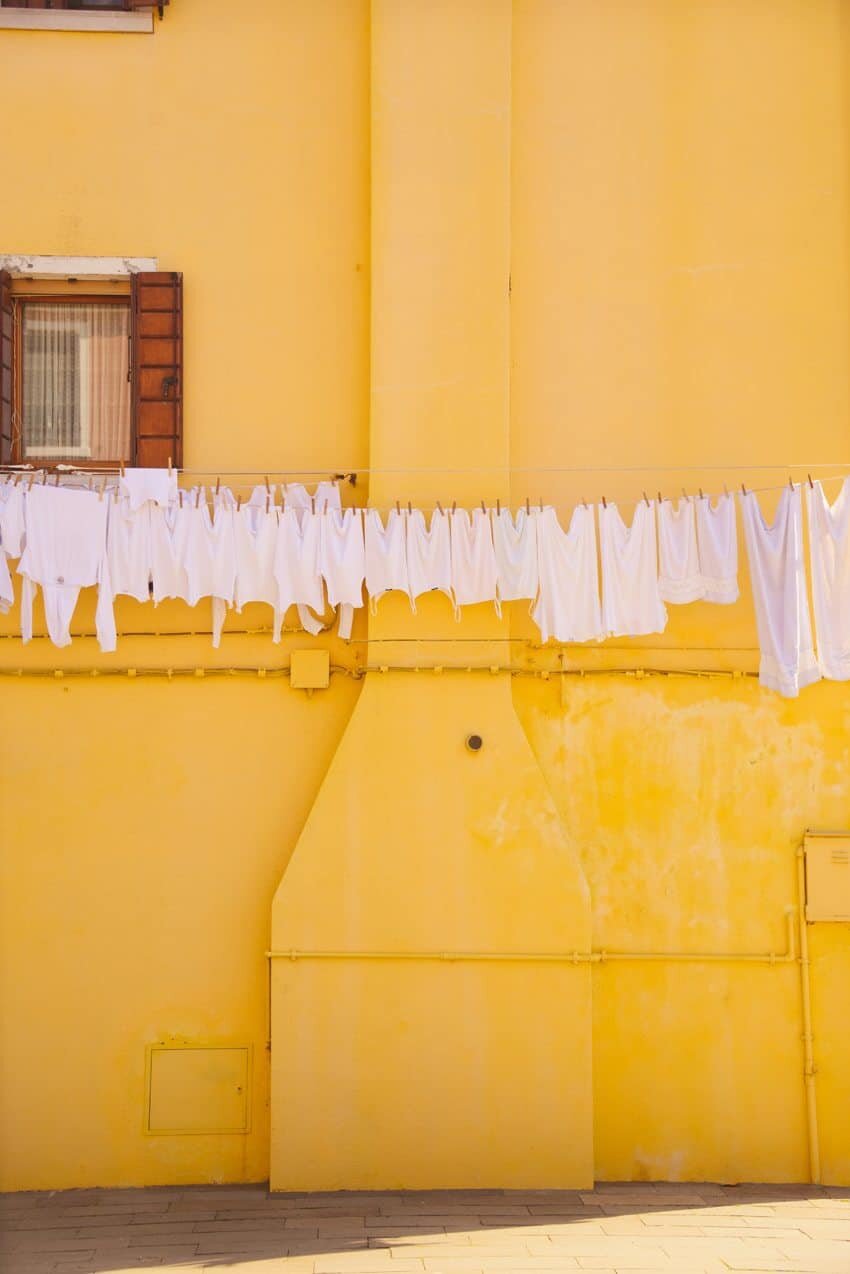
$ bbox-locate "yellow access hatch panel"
[804,832,850,923]
[146,1044,251,1135]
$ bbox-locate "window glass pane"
[22,302,131,462]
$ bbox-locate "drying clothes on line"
[107,493,152,604]
[657,497,703,604]
[18,483,115,651]
[806,478,850,681]
[210,504,238,648]
[284,481,341,515]
[532,504,602,643]
[492,506,539,605]
[695,493,738,603]
[364,508,411,613]
[319,508,366,640]
[118,466,178,511]
[232,503,282,642]
[450,507,499,616]
[406,507,453,608]
[599,499,667,637]
[275,508,326,635]
[740,485,819,697]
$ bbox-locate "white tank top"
[233,503,281,641]
[107,493,152,604]
[275,507,325,627]
[695,493,738,604]
[599,500,667,637]
[806,478,850,681]
[740,486,819,697]
[657,497,703,604]
[492,507,539,603]
[532,505,602,644]
[449,508,498,615]
[364,509,411,613]
[406,508,452,607]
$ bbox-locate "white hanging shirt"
[283,481,341,515]
[210,502,237,648]
[599,499,667,637]
[0,481,26,558]
[532,505,602,643]
[492,507,539,604]
[364,509,411,612]
[275,507,326,635]
[319,508,365,639]
[149,497,214,608]
[806,479,850,681]
[233,504,282,642]
[450,508,499,615]
[0,539,12,613]
[695,493,739,603]
[406,508,453,608]
[107,494,152,604]
[740,485,820,697]
[657,497,704,603]
[119,467,178,511]
[17,484,116,651]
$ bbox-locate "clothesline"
[1,468,849,699]
[3,461,850,476]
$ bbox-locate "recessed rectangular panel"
[805,833,850,923]
[146,1045,250,1135]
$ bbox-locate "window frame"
[12,291,132,471]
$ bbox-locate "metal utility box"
[145,1044,251,1135]
[290,648,330,690]
[804,832,850,922]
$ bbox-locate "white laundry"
[657,497,704,603]
[695,493,739,603]
[119,467,178,511]
[806,479,850,680]
[492,507,539,604]
[107,494,152,604]
[532,504,602,643]
[450,508,499,616]
[275,507,326,635]
[319,508,365,639]
[364,509,411,613]
[149,497,214,608]
[0,543,12,613]
[740,485,819,697]
[0,481,26,558]
[17,484,116,651]
[210,502,237,648]
[233,504,282,641]
[283,481,341,514]
[599,499,667,637]
[406,508,453,609]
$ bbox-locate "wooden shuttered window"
[131,270,183,468]
[0,3,170,11]
[0,270,13,465]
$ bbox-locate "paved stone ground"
[2,1183,850,1274]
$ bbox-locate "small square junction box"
[145,1044,251,1135]
[290,648,330,690]
[804,831,850,922]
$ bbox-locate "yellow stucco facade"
[1,0,849,1192]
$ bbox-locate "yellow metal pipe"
[796,847,821,1184]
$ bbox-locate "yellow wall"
[2,0,850,1191]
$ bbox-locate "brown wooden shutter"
[131,270,182,468]
[0,270,14,466]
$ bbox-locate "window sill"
[0,9,153,34]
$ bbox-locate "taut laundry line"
[4,462,850,477]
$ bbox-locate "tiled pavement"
[2,1183,850,1274]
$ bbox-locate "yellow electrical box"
[290,649,330,690]
[145,1044,251,1135]
[804,832,850,923]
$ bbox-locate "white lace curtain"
[22,302,131,461]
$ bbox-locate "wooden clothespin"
[86,474,93,491]
[41,470,47,484]
[407,500,412,514]
[215,476,221,496]
[179,488,184,508]
[480,499,486,513]
[699,487,704,500]
[236,495,242,512]
[119,459,125,477]
[437,500,444,513]
[265,493,270,514]
[582,496,588,508]
[98,476,106,501]
[496,497,501,514]
[642,490,650,508]
[539,496,544,511]
[788,475,795,491]
[28,471,36,491]
[167,456,172,475]
[395,499,401,514]
[526,496,530,514]
[658,490,664,504]
[681,487,687,500]
[310,495,315,514]
[723,483,729,498]
[54,471,60,486]
[602,495,607,508]
[264,474,271,494]
[740,482,747,496]
[808,473,814,489]
[450,500,456,513]
[195,487,201,508]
